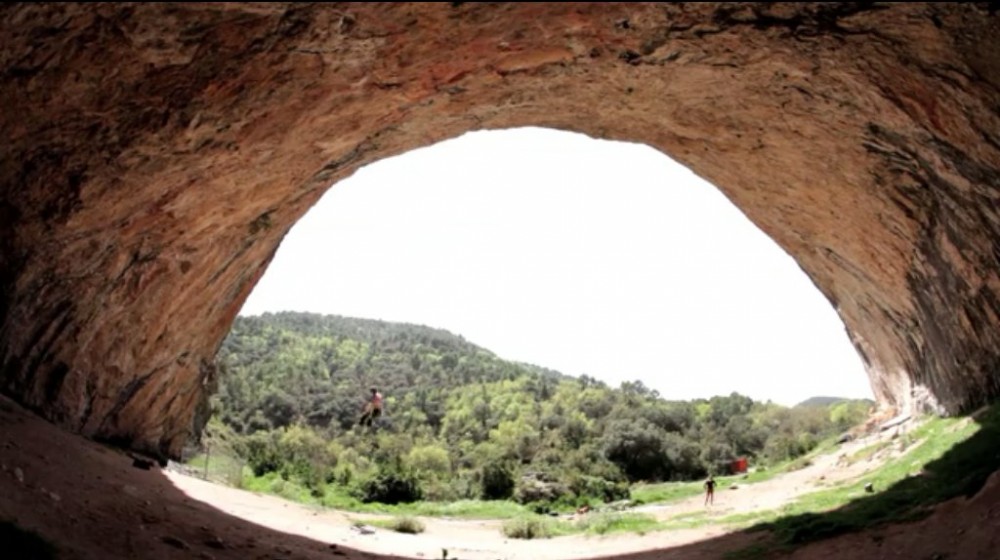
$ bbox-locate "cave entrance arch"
[240,127,874,406]
[2,3,998,459]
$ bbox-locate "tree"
[601,418,667,481]
[260,389,298,428]
[407,444,452,479]
[213,312,870,502]
[481,462,516,500]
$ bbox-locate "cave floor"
[1,396,998,560]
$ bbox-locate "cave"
[1,3,999,462]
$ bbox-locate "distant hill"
[796,396,873,408]
[209,311,873,491]
[214,311,570,432]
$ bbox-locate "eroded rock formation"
[1,2,998,459]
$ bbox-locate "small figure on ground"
[704,475,716,506]
[358,386,384,428]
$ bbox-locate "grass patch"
[501,512,661,539]
[659,509,713,530]
[575,512,661,536]
[367,516,426,534]
[334,495,530,519]
[242,473,530,519]
[501,512,663,539]
[392,499,529,519]
[630,480,703,505]
[744,436,840,483]
[186,451,246,487]
[0,520,56,560]
[243,472,320,504]
[729,406,1000,554]
[845,439,893,465]
[631,437,841,507]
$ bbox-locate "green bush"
[407,444,452,479]
[388,516,425,534]
[422,478,462,502]
[526,501,553,515]
[242,430,282,477]
[358,467,424,504]
[501,517,554,539]
[514,473,568,505]
[481,463,515,500]
[568,475,630,504]
[334,464,354,486]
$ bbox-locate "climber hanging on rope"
[358,386,384,428]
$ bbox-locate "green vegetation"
[845,439,893,465]
[574,512,661,535]
[368,516,426,534]
[502,516,561,539]
[500,512,662,539]
[0,520,56,560]
[188,312,1000,552]
[200,312,871,516]
[630,479,704,504]
[721,405,1000,555]
[659,510,713,530]
[187,450,245,487]
[341,498,529,519]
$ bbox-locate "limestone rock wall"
[1,3,998,458]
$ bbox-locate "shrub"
[481,463,515,500]
[358,467,424,504]
[334,464,354,487]
[568,475,630,504]
[242,431,282,477]
[388,516,425,534]
[407,445,452,479]
[514,472,568,505]
[601,418,669,481]
[422,479,461,502]
[502,517,554,539]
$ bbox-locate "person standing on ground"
[358,386,384,428]
[704,475,716,506]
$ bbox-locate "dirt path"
[4,395,998,560]
[636,432,895,524]
[164,432,895,560]
[167,471,739,560]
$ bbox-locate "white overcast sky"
[240,128,873,406]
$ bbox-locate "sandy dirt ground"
[635,430,903,524]
[163,431,891,560]
[2,395,999,560]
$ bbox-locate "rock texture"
[1,3,998,459]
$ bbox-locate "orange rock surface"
[1,3,998,458]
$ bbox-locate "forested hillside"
[207,312,872,507]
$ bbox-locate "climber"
[358,386,384,428]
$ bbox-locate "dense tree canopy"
[208,312,872,505]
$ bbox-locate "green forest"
[204,311,872,509]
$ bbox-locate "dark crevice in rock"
[711,2,894,38]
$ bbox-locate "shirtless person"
[358,387,384,427]
[704,475,716,506]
